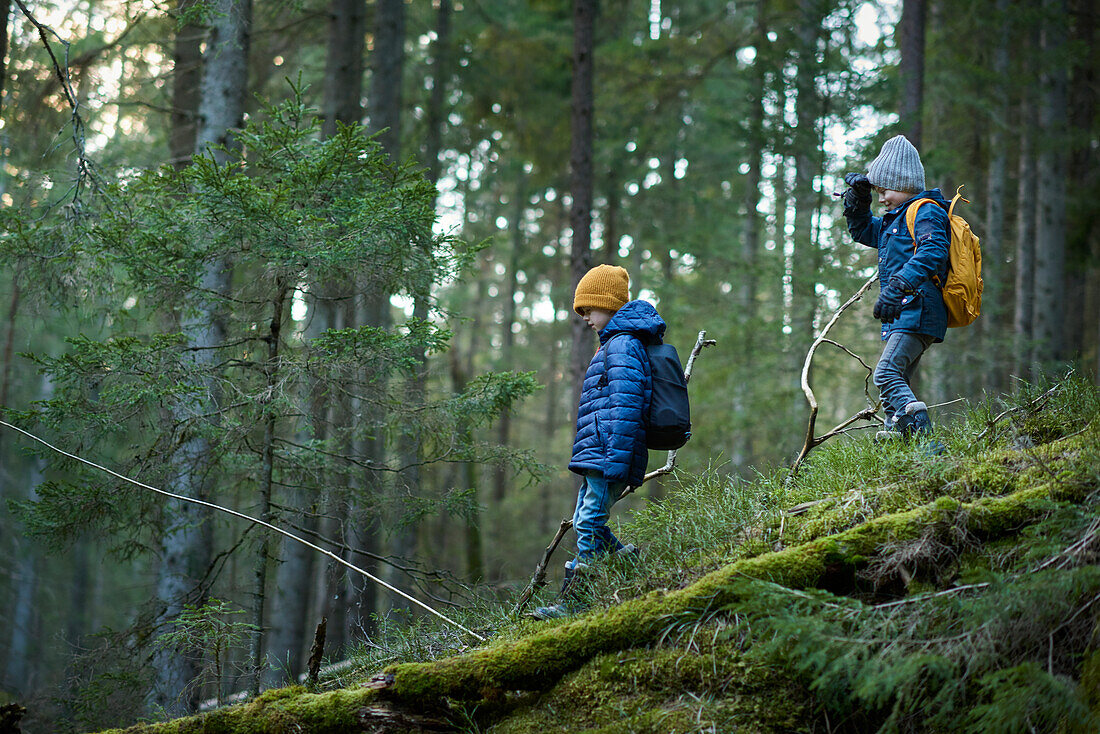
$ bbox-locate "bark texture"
[1033,0,1068,364]
[568,0,596,414]
[898,0,926,146]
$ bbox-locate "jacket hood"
[600,299,666,343]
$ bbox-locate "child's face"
[876,186,913,212]
[579,307,614,333]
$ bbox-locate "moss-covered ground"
[93,374,1100,733]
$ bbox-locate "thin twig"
[872,582,991,610]
[975,381,1063,441]
[0,419,485,642]
[12,0,96,203]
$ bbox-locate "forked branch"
[788,275,879,480]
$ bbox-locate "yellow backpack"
[906,186,983,328]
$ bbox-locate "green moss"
[94,686,396,734]
[488,643,811,733]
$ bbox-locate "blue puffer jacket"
[569,300,666,486]
[846,189,951,342]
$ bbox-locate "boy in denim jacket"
[533,264,664,619]
[843,135,949,445]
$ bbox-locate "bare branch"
[788,275,879,479]
[12,0,95,204]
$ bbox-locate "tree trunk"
[494,171,525,504]
[458,169,487,580]
[980,0,1010,393]
[0,270,19,469]
[194,0,251,162]
[344,290,381,637]
[367,0,405,159]
[247,280,289,696]
[1032,0,1068,367]
[315,0,366,652]
[732,1,767,471]
[604,167,620,266]
[321,0,366,137]
[362,0,406,616]
[262,484,314,688]
[1066,0,1099,381]
[150,0,251,712]
[898,0,926,146]
[169,0,203,168]
[791,0,823,414]
[423,0,451,188]
[773,82,793,427]
[568,0,596,414]
[1014,26,1038,381]
[2,374,49,696]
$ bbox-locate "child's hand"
[873,277,910,323]
[844,172,872,193]
[842,172,872,211]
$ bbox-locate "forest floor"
[95,372,1100,733]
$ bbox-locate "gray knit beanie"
[866,135,925,193]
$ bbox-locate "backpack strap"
[905,198,938,250]
[905,194,956,290]
[906,186,969,243]
[597,333,627,387]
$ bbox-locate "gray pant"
[873,331,934,421]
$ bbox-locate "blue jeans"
[874,331,934,421]
[568,472,626,569]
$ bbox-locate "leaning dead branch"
[0,419,486,643]
[788,275,880,480]
[513,330,716,615]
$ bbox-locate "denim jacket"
[846,189,951,342]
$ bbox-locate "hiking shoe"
[874,428,903,443]
[874,414,901,443]
[896,401,932,438]
[896,401,946,456]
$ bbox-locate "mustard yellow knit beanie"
[573,264,630,316]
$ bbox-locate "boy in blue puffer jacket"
[533,264,664,620]
[843,135,949,446]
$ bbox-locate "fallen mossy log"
[97,686,452,734]
[380,432,1098,706]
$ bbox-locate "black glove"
[842,172,872,212]
[873,277,912,323]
